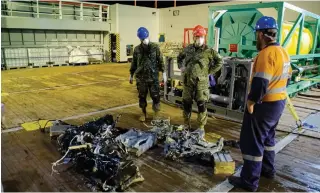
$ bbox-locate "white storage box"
[28,48,50,67]
[87,47,103,62]
[4,48,29,68]
[69,46,89,64]
[49,48,69,65]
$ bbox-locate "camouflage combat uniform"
[130,42,164,113]
[177,44,223,128]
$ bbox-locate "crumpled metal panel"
[116,129,157,156]
[116,118,225,160]
[164,128,224,160]
[116,119,171,157]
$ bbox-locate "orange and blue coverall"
[240,42,292,190]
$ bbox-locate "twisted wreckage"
[51,114,232,192]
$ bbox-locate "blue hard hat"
[137,27,149,40]
[254,16,278,31]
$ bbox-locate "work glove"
[163,72,167,83]
[208,74,216,87]
[129,75,133,84]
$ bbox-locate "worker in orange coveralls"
[229,16,292,192]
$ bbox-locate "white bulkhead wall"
[159,1,320,42]
[107,1,319,62]
[109,4,159,62]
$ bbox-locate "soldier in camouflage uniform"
[129,27,166,122]
[177,25,223,138]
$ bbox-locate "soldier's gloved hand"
[129,75,133,84]
[163,72,167,82]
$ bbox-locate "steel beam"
[286,75,320,96]
[282,13,303,48]
[290,54,320,60]
[208,10,226,48]
[277,4,285,44]
[296,15,305,55]
[209,2,283,12]
[311,19,319,54]
[283,2,320,19]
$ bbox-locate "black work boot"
[228,176,257,192]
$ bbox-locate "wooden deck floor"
[1,64,320,192]
[1,64,137,129]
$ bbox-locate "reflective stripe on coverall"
[240,100,285,189]
[240,42,291,190]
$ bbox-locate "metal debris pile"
[149,118,172,139]
[164,126,224,160]
[52,116,228,191]
[52,115,144,192]
[117,118,225,161]
[115,119,171,157]
[116,128,157,156]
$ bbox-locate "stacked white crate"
[49,48,69,65]
[1,49,4,69]
[28,48,50,67]
[87,47,103,63]
[4,48,29,68]
[69,47,89,64]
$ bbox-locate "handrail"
[1,0,109,22]
[2,10,59,16]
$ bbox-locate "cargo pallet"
[6,66,29,70]
[50,63,69,67]
[69,62,88,66]
[32,65,49,68]
[89,61,103,64]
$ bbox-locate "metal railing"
[1,0,109,22]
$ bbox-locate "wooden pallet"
[32,65,49,68]
[69,63,88,66]
[50,63,69,67]
[89,61,103,64]
[6,66,29,70]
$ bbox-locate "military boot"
[139,114,146,122]
[152,103,161,120]
[183,118,191,131]
[153,110,160,120]
[139,108,147,122]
